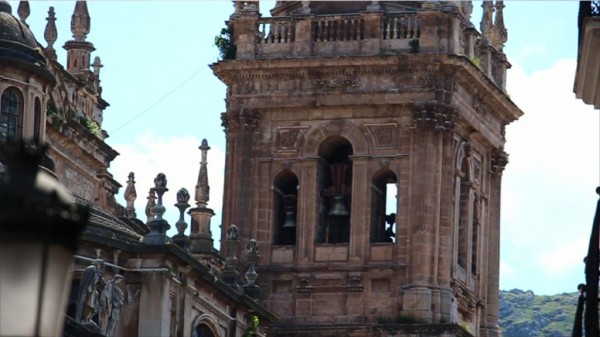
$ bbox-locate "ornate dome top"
[0,1,52,80]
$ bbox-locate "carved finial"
[44,6,58,60]
[71,1,90,41]
[226,224,240,241]
[174,188,190,236]
[124,172,137,218]
[17,1,29,24]
[145,188,156,222]
[152,173,168,221]
[492,0,507,50]
[480,1,494,43]
[92,56,103,90]
[195,139,211,208]
[243,239,260,298]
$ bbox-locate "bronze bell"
[282,210,297,228]
[282,195,297,228]
[328,195,349,216]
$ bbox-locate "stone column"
[402,101,457,322]
[481,148,507,337]
[221,110,259,246]
[298,158,319,266]
[138,271,171,337]
[349,156,369,265]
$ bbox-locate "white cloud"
[499,58,599,294]
[109,130,226,246]
[537,237,588,276]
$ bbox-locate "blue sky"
[13,1,599,296]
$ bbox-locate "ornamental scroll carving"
[276,127,309,151]
[412,101,457,132]
[220,110,260,133]
[490,148,508,174]
[365,123,398,149]
[314,76,359,90]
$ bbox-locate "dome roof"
[0,1,52,81]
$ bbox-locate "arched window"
[457,156,470,270]
[33,97,42,143]
[273,170,298,245]
[193,324,216,337]
[316,137,353,244]
[371,169,397,243]
[0,87,23,143]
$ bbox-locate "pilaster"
[138,272,171,337]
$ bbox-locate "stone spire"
[480,0,494,43]
[63,0,95,76]
[492,0,507,51]
[71,0,90,42]
[17,1,29,24]
[145,188,156,223]
[189,139,215,255]
[44,6,58,60]
[92,56,103,91]
[124,172,137,218]
[195,139,210,208]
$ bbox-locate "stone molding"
[411,101,458,132]
[220,110,260,133]
[275,126,309,152]
[365,123,398,149]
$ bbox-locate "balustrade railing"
[312,15,364,42]
[382,14,422,40]
[258,18,295,44]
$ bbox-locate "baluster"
[283,22,289,43]
[417,16,421,38]
[409,16,415,38]
[277,22,283,43]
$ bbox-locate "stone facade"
[213,1,522,337]
[1,2,276,337]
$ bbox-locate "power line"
[108,67,204,135]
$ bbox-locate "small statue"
[247,239,259,255]
[227,224,240,241]
[100,275,124,337]
[177,188,190,204]
[75,259,104,325]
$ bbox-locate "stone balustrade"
[232,10,509,91]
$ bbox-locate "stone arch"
[300,120,368,157]
[370,167,398,243]
[191,314,220,337]
[272,168,299,245]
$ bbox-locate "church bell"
[282,195,297,228]
[282,210,297,228]
[328,195,349,216]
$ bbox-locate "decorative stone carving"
[145,188,156,222]
[490,148,508,174]
[17,1,29,24]
[221,110,260,133]
[236,80,254,94]
[365,123,397,149]
[412,101,457,132]
[195,139,211,208]
[75,259,104,325]
[276,127,309,151]
[124,172,137,218]
[44,6,58,59]
[314,76,359,90]
[243,239,260,298]
[100,274,124,337]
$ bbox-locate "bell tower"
[212,1,522,336]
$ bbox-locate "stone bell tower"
[212,1,522,336]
